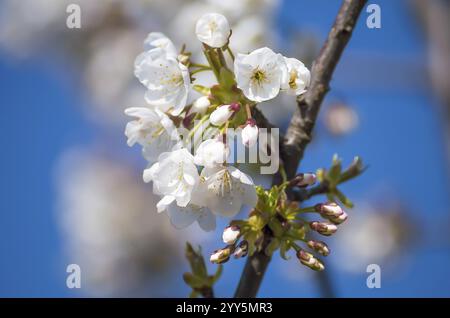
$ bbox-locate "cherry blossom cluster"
[124,13,310,231]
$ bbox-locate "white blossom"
[195,13,230,48]
[143,32,178,58]
[143,148,199,211]
[199,165,257,217]
[134,47,190,116]
[281,57,310,96]
[192,96,211,114]
[209,103,239,126]
[164,188,216,232]
[194,139,229,168]
[234,47,287,102]
[222,225,241,244]
[124,107,179,163]
[241,119,258,147]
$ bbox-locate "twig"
[234,0,367,298]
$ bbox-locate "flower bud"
[222,225,241,245]
[296,250,325,271]
[177,53,190,66]
[307,240,330,256]
[210,247,232,264]
[290,173,316,187]
[310,221,337,236]
[328,211,348,225]
[195,13,231,48]
[192,96,211,114]
[241,119,258,147]
[315,202,343,217]
[234,241,248,259]
[210,104,239,126]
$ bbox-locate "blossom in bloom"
[143,32,178,58]
[191,96,211,114]
[195,13,230,48]
[143,148,199,211]
[199,165,257,217]
[164,188,216,232]
[209,103,240,126]
[222,225,241,244]
[135,47,190,116]
[124,107,179,163]
[194,139,229,168]
[234,47,287,102]
[281,57,310,96]
[241,119,258,147]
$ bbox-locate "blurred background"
[1,0,450,297]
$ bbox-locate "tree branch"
[234,0,367,298]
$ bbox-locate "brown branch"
[234,0,367,298]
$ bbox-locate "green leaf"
[268,218,284,237]
[213,265,223,283]
[279,240,291,260]
[334,188,354,208]
[183,272,206,289]
[219,67,236,90]
[265,238,280,256]
[185,243,207,277]
[327,154,342,184]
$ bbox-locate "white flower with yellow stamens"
[199,166,257,217]
[281,57,310,96]
[234,47,287,102]
[134,46,190,116]
[143,148,199,211]
[124,107,180,163]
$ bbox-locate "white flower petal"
[195,13,230,48]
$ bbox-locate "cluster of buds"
[211,226,248,264]
[296,250,324,271]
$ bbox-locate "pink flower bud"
[315,202,344,217]
[310,221,338,236]
[307,240,330,256]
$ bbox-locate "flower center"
[289,70,298,89]
[251,69,267,85]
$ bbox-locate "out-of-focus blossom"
[195,13,230,48]
[55,149,180,296]
[333,203,414,273]
[324,102,359,136]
